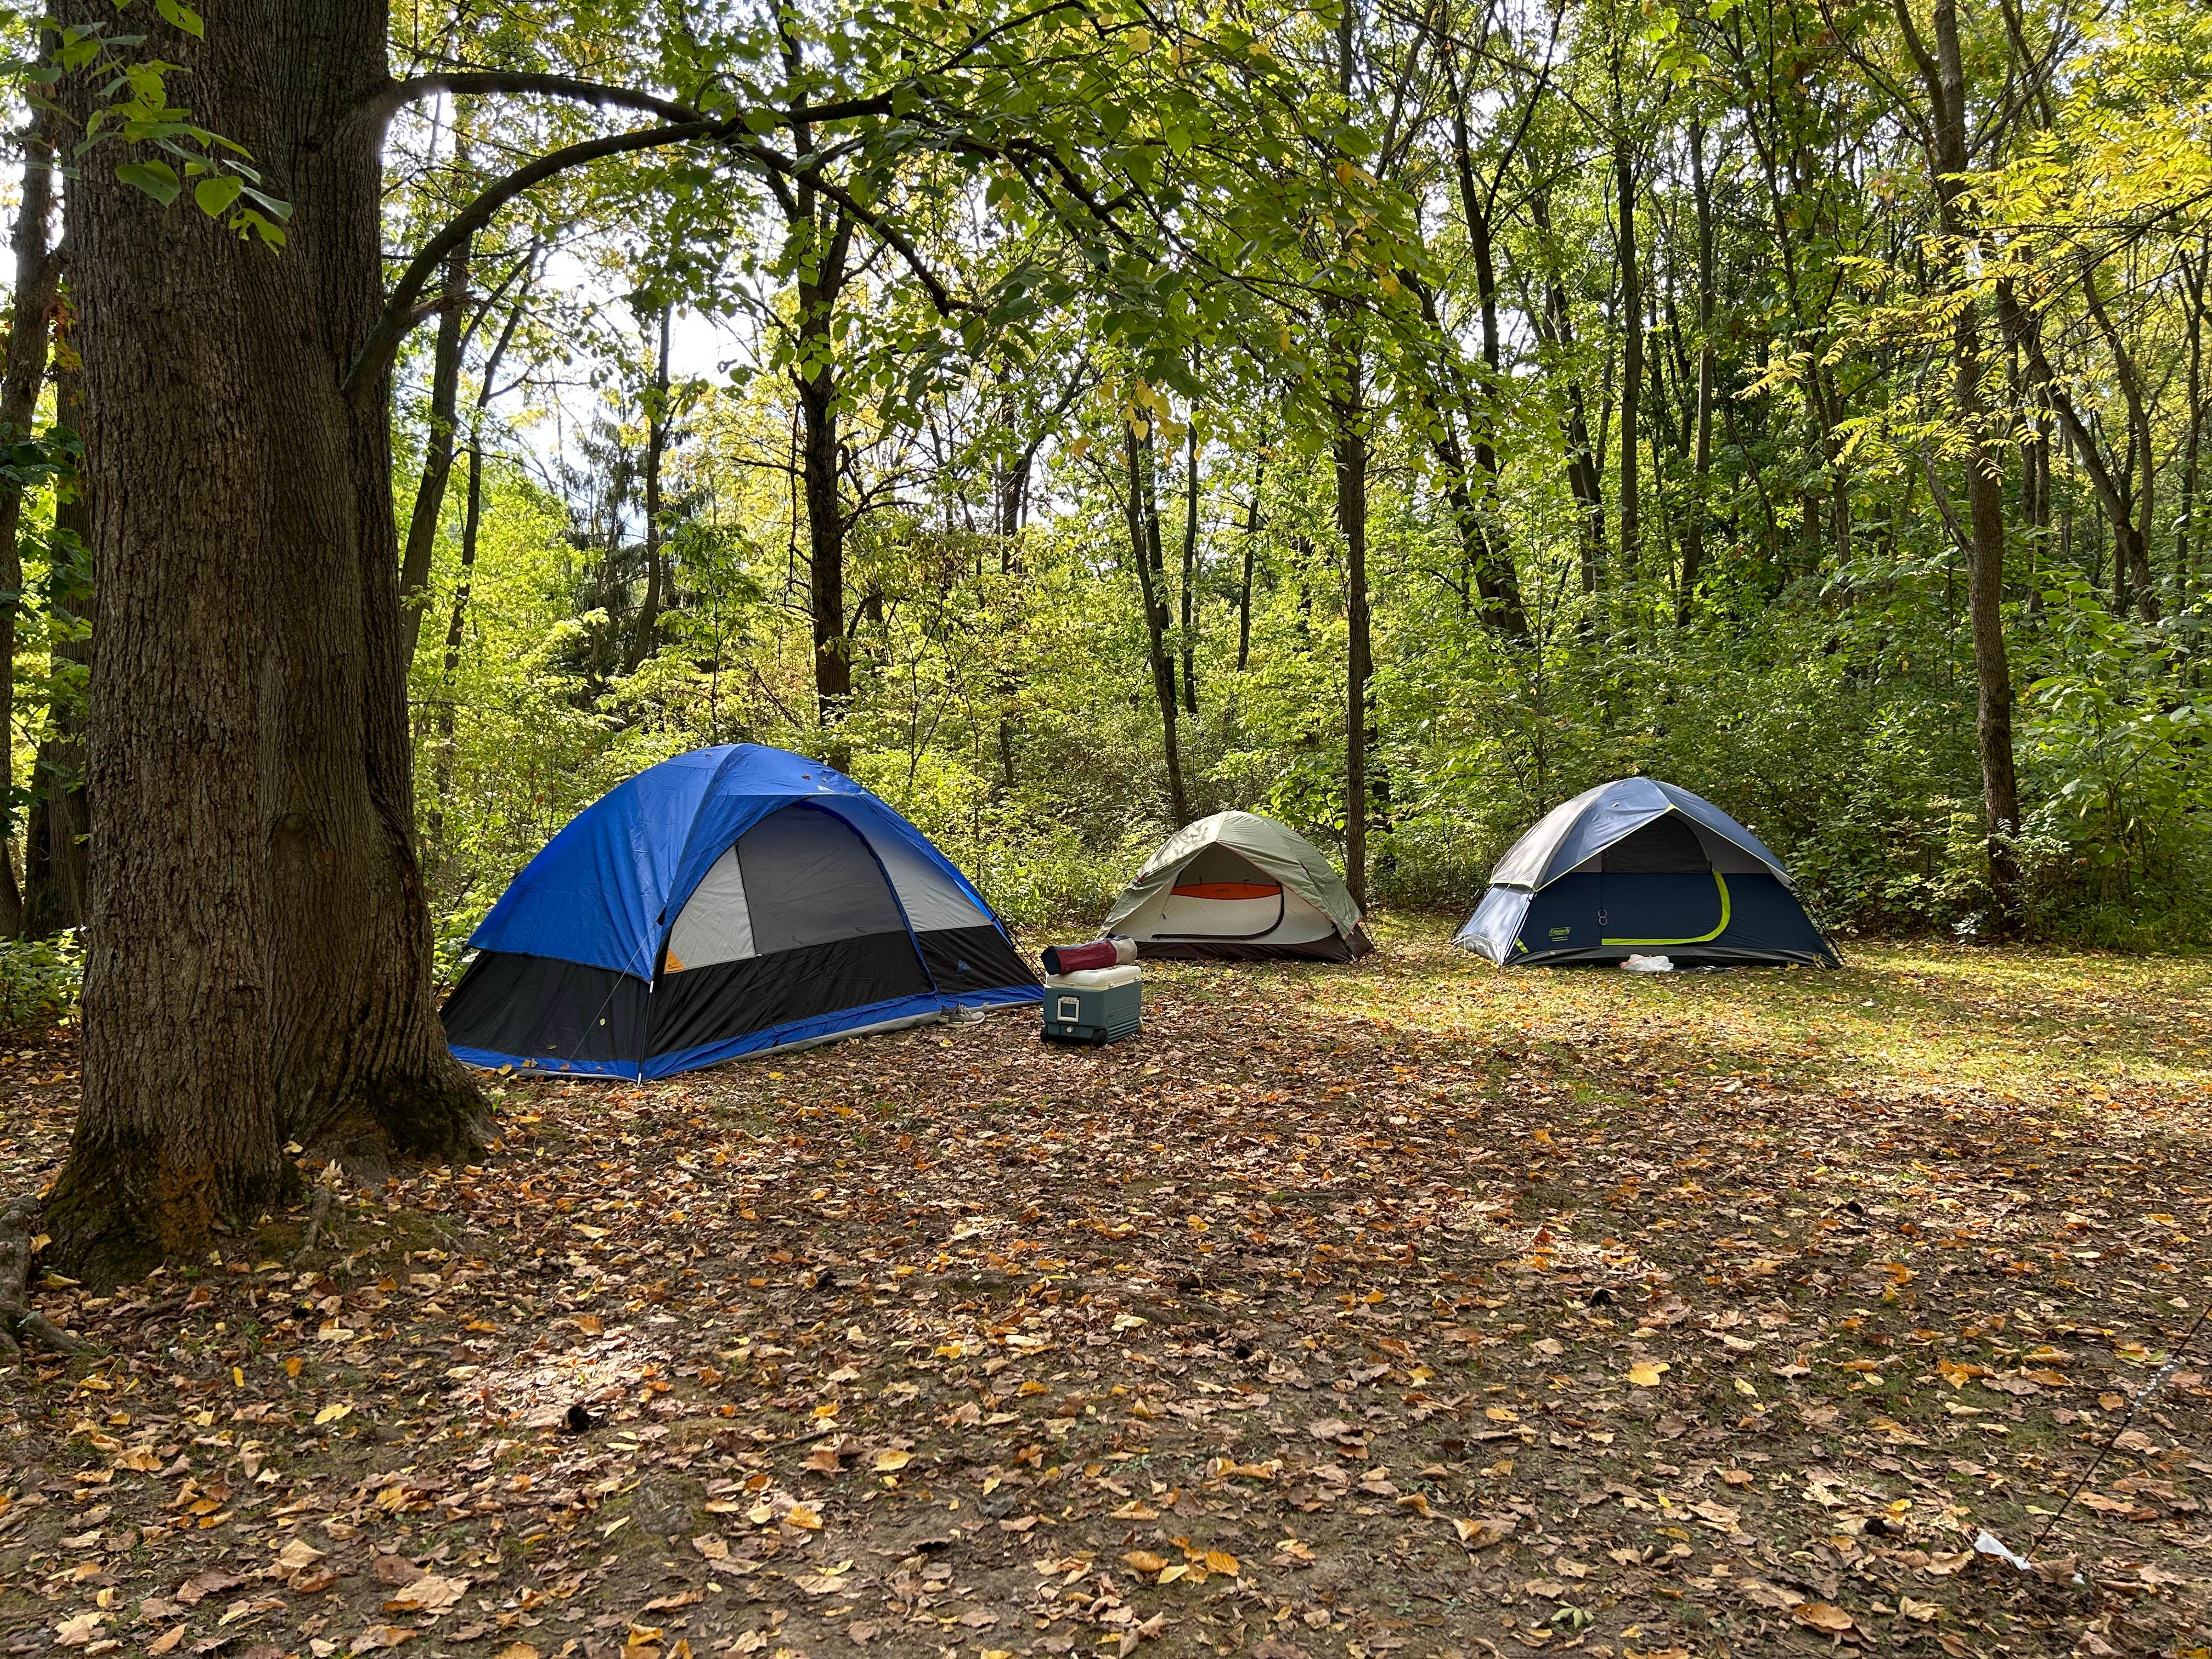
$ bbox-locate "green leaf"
[193,172,242,217]
[154,0,206,37]
[116,159,181,206]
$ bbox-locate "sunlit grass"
[1138,913,2212,1102]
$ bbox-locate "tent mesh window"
[650,804,935,1054]
[1598,812,1709,873]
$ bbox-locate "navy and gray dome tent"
[442,745,1040,1077]
[1454,777,1838,968]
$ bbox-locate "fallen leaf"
[1306,1418,1355,1440]
[383,1574,469,1613]
[1627,1361,1670,1387]
[1451,1515,1517,1549]
[872,1449,912,1473]
[1794,1602,1855,1634]
[1121,1551,1168,1574]
[1739,1579,1803,1611]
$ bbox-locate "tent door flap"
[1600,872,1733,946]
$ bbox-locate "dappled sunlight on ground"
[2,934,2209,1658]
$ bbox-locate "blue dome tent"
[1454,777,1839,968]
[442,745,1040,1077]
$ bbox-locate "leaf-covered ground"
[4,927,2211,1659]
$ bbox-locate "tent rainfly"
[1454,777,1839,968]
[442,745,1039,1077]
[1104,811,1372,961]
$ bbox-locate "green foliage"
[354,0,2212,961]
[0,929,81,1032]
[25,5,294,244]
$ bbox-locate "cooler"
[1040,963,1142,1045]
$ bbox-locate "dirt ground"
[3,926,2211,1659]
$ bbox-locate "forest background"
[1,0,2209,1016]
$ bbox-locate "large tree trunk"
[43,0,483,1285]
[791,195,855,764]
[1124,420,1189,826]
[0,104,62,939]
[1897,0,2023,932]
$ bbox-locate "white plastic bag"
[1621,954,1674,973]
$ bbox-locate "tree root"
[289,1184,335,1266]
[0,1192,87,1357]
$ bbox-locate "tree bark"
[0,103,62,939]
[1896,0,2023,932]
[1679,119,1717,625]
[397,234,471,664]
[625,302,673,674]
[1179,415,1200,715]
[1993,283,2154,622]
[1443,93,1530,635]
[1615,136,1642,577]
[426,285,527,873]
[1123,421,1189,826]
[1332,346,1372,915]
[43,0,484,1285]
[2078,259,2157,620]
[1528,189,1606,595]
[2179,241,2207,594]
[770,94,858,766]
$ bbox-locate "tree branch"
[344,121,723,401]
[362,70,905,138]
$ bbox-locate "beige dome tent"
[1103,811,1372,962]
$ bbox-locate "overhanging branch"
[363,71,903,138]
[345,121,723,401]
